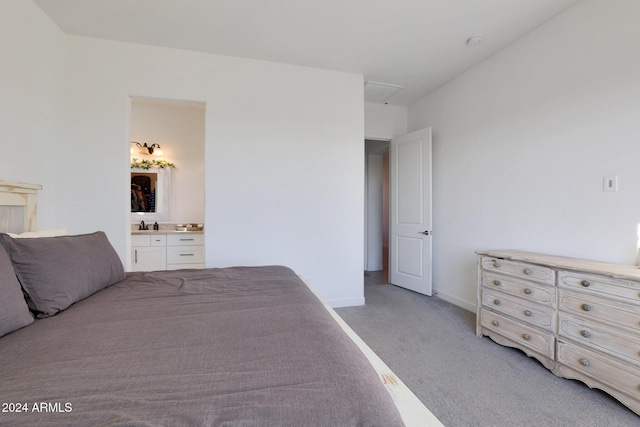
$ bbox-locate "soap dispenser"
[153,222,159,231]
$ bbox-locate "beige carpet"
[335,272,639,427]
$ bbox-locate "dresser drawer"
[167,234,204,246]
[558,270,640,304]
[557,341,640,401]
[558,312,640,366]
[483,271,556,307]
[558,289,640,333]
[166,246,204,264]
[480,309,555,359]
[481,257,554,285]
[482,289,555,331]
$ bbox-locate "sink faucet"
[139,220,147,230]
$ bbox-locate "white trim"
[326,296,365,308]
[433,288,476,313]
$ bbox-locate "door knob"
[419,230,431,235]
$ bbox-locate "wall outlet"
[603,175,618,192]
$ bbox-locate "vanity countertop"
[132,230,204,235]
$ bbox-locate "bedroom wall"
[55,37,365,307]
[3,0,365,307]
[0,0,66,230]
[130,99,205,224]
[408,0,640,310]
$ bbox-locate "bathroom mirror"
[131,168,171,222]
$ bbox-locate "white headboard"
[0,181,42,233]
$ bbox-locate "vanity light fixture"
[132,142,163,156]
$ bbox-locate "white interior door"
[390,128,432,295]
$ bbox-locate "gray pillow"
[0,231,126,318]
[0,245,33,337]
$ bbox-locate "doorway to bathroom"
[129,97,205,228]
[127,97,206,272]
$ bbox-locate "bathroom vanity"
[131,230,204,271]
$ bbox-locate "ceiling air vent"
[364,80,404,104]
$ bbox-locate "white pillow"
[7,228,69,239]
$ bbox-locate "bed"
[0,181,442,426]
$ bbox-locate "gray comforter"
[0,266,404,426]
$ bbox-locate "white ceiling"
[33,0,582,106]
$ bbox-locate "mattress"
[0,266,405,426]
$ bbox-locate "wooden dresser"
[476,249,640,416]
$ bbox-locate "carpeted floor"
[335,271,639,427]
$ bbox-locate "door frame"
[364,139,391,273]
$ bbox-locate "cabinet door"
[131,246,166,272]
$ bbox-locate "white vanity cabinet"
[130,232,204,271]
[166,234,205,270]
[476,249,640,417]
[131,234,167,272]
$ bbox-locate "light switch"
[603,175,618,192]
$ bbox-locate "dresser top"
[477,249,640,282]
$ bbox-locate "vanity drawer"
[167,234,204,246]
[480,309,555,359]
[131,234,151,246]
[166,245,204,264]
[557,341,640,401]
[558,271,640,304]
[131,234,168,247]
[150,234,166,246]
[558,312,640,366]
[483,271,555,307]
[558,289,640,332]
[481,257,554,285]
[482,289,555,331]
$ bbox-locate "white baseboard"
[433,288,475,313]
[327,296,365,308]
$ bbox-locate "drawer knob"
[522,334,531,341]
[494,299,501,305]
[581,330,591,338]
[492,320,499,327]
[580,358,590,367]
[582,304,592,312]
[581,280,591,287]
[523,268,532,275]
[524,310,532,317]
[493,279,501,286]
[493,261,501,268]
[524,288,532,295]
